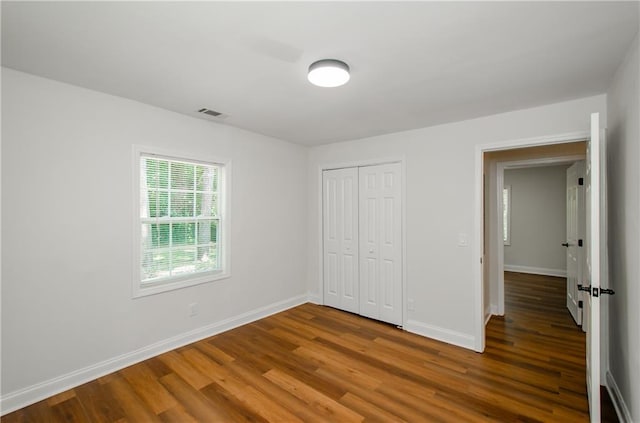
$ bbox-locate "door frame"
[495,155,585,316]
[317,156,407,327]
[474,131,589,352]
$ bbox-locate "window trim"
[503,185,511,246]
[132,145,231,298]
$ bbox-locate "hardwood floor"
[3,272,618,422]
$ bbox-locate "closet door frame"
[317,157,407,327]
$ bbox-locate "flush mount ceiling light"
[307,59,350,87]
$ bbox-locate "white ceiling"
[2,2,638,146]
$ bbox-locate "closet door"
[322,168,359,314]
[359,163,402,325]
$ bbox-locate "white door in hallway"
[359,163,402,325]
[585,112,606,423]
[565,161,585,326]
[323,168,359,314]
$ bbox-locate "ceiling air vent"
[198,108,223,117]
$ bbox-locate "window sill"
[133,271,230,298]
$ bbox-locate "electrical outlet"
[458,233,469,247]
[408,299,415,311]
[188,303,198,317]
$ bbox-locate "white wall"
[606,32,639,422]
[1,68,308,410]
[504,165,568,276]
[308,94,606,350]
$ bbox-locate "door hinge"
[578,239,583,247]
[578,177,584,186]
[578,300,583,309]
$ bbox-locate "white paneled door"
[565,161,585,326]
[323,168,359,314]
[359,163,403,325]
[585,112,606,423]
[323,163,403,326]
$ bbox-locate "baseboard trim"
[0,294,308,416]
[484,304,499,325]
[504,264,566,278]
[404,319,475,351]
[307,292,322,305]
[605,370,633,423]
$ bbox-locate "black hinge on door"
[578,177,584,186]
[578,239,583,247]
[578,300,583,308]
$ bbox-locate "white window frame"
[132,145,231,298]
[503,185,511,246]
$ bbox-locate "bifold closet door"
[322,168,359,314]
[359,163,402,325]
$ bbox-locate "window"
[133,147,229,297]
[503,185,511,245]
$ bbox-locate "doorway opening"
[475,137,589,352]
[475,115,613,420]
[491,152,586,319]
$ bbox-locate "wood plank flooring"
[3,272,618,422]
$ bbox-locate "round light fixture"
[307,59,350,87]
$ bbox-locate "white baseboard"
[504,264,566,278]
[0,294,308,416]
[484,304,499,325]
[404,319,475,351]
[307,292,322,305]
[605,370,633,423]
